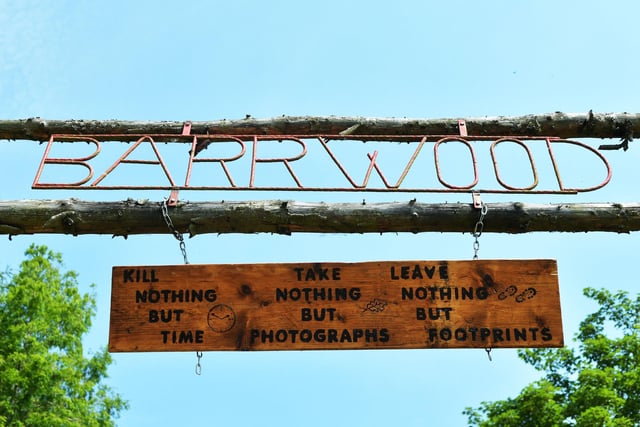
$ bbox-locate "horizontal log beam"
[0,112,637,146]
[1,199,639,236]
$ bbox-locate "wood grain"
[0,112,637,142]
[2,199,640,235]
[109,259,563,352]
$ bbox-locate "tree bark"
[0,112,636,147]
[1,199,638,236]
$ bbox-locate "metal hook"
[472,193,488,260]
[485,347,492,362]
[195,351,203,375]
[161,198,189,265]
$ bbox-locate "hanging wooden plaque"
[109,259,563,352]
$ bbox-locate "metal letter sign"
[34,134,611,194]
[109,259,563,352]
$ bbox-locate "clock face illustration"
[207,304,236,333]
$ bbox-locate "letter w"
[319,136,426,189]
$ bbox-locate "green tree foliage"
[0,245,127,426]
[464,287,639,427]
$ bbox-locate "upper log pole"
[0,112,636,146]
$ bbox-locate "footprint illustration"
[498,285,517,300]
[515,287,537,303]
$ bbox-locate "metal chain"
[195,351,203,375]
[162,199,203,374]
[472,201,488,260]
[161,198,189,265]
[472,200,492,361]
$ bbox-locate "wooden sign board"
[109,259,563,352]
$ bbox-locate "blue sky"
[1,1,639,426]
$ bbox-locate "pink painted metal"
[458,120,468,137]
[490,138,539,191]
[545,138,612,192]
[90,136,177,187]
[472,192,483,209]
[32,136,101,187]
[182,121,192,136]
[433,137,479,190]
[32,133,613,195]
[167,121,194,205]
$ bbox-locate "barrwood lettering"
[35,134,612,194]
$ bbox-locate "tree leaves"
[465,287,639,426]
[0,244,127,426]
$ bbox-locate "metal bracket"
[472,192,482,209]
[458,119,468,137]
[167,121,193,205]
[182,121,192,136]
[167,189,180,207]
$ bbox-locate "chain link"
[161,199,202,373]
[161,198,189,265]
[472,201,488,260]
[472,199,492,361]
[195,351,203,375]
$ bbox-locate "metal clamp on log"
[166,121,192,207]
